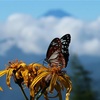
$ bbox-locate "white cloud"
[82,39,100,55]
[0,13,100,56]
[0,39,15,55]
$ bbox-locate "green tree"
[70,55,97,100]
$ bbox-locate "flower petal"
[6,69,13,89]
[58,75,72,100]
[0,70,8,77]
[30,71,49,89]
[55,82,62,100]
[0,87,3,91]
[49,73,58,92]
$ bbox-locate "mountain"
[43,9,71,18]
[0,46,45,69]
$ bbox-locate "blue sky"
[0,0,100,21]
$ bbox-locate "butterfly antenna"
[34,58,44,64]
[43,58,48,66]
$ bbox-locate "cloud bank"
[0,13,100,56]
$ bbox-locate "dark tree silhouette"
[70,55,98,100]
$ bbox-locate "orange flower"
[0,60,26,89]
[30,65,72,100]
[0,60,72,100]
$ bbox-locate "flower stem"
[18,84,29,100]
[35,86,48,100]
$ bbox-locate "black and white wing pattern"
[61,34,71,67]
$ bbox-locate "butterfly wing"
[61,34,71,67]
[45,38,62,65]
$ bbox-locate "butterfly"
[45,34,71,69]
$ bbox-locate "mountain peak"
[43,9,71,18]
